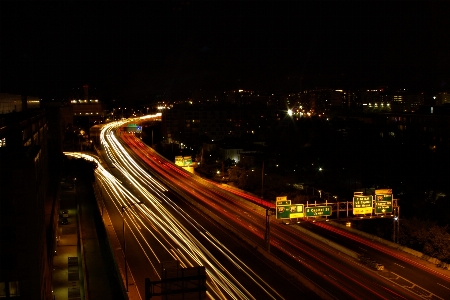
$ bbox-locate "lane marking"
[437,282,450,291]
[388,272,445,300]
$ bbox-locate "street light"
[393,206,400,244]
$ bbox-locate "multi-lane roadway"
[78,118,450,299]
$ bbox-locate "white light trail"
[65,120,283,300]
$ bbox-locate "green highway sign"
[305,206,332,217]
[276,205,291,219]
[353,195,373,214]
[276,198,291,219]
[375,194,393,214]
[183,157,192,166]
[276,201,304,219]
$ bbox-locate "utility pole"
[264,208,273,252]
[261,161,264,199]
[393,206,400,243]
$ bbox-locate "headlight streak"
[121,212,162,277]
[114,138,290,297]
[74,124,284,299]
[125,131,274,209]
[121,134,270,234]
[101,121,414,298]
[268,224,387,299]
[102,137,342,298]
[140,211,248,297]
[104,128,168,194]
[169,249,190,268]
[65,152,165,276]
[120,131,404,297]
[133,195,254,299]
[314,222,450,283]
[203,232,282,299]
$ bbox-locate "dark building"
[0,98,61,299]
[162,103,238,144]
[70,85,106,128]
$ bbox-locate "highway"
[73,117,449,299]
[97,120,314,299]
[302,221,450,299]
[117,118,427,299]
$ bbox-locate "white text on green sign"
[276,205,291,219]
[305,206,332,217]
[375,194,393,214]
[276,204,304,219]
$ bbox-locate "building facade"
[0,103,55,299]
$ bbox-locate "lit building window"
[0,281,20,297]
[9,281,20,297]
[0,282,5,297]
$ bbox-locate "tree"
[399,218,450,263]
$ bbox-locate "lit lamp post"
[393,206,400,243]
[261,161,264,199]
[334,196,339,219]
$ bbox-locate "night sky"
[1,1,450,102]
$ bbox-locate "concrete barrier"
[92,181,130,300]
[291,223,359,260]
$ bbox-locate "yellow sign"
[276,200,291,206]
[353,195,373,214]
[290,204,304,218]
[354,207,372,214]
[375,189,392,195]
[276,196,287,202]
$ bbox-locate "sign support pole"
[265,208,271,253]
[337,201,339,219]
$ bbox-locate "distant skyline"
[1,1,450,102]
